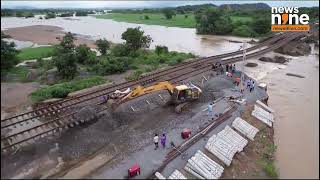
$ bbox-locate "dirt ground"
[1,82,40,118]
[3,25,97,48]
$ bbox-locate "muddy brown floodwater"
[239,46,319,178]
[1,16,256,56]
[263,52,319,178]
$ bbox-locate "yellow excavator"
[106,81,202,113]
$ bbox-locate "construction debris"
[184,150,224,179]
[232,117,259,141]
[155,172,166,179]
[252,105,274,127]
[205,125,248,166]
[217,125,248,152]
[168,170,187,179]
[256,100,274,113]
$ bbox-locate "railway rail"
[1,31,307,152]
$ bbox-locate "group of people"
[247,79,255,92]
[153,133,167,150]
[226,64,236,73]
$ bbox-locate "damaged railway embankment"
[1,30,314,179]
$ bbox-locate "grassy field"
[94,13,196,28]
[17,46,55,61]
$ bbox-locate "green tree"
[162,9,175,19]
[144,15,150,20]
[1,32,19,72]
[53,32,77,79]
[252,18,270,35]
[75,44,96,64]
[195,8,221,34]
[213,16,233,35]
[232,25,256,37]
[121,27,152,52]
[95,38,110,55]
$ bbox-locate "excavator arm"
[112,81,175,106]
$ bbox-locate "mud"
[1,82,40,118]
[3,25,97,48]
[274,40,311,56]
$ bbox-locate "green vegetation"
[1,32,19,72]
[31,76,107,102]
[95,39,110,55]
[2,66,30,82]
[194,8,270,37]
[52,32,78,79]
[45,13,56,19]
[94,13,196,28]
[258,131,279,178]
[121,27,152,52]
[17,46,55,61]
[75,11,89,16]
[162,8,176,19]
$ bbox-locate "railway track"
[1,31,306,152]
[0,32,290,126]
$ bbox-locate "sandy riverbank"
[3,25,96,48]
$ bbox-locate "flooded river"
[1,16,255,56]
[1,16,319,178]
[242,46,319,178]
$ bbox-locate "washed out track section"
[1,32,307,152]
[0,32,294,128]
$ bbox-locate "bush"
[110,44,129,56]
[263,161,278,178]
[75,44,97,65]
[155,45,169,55]
[95,39,110,55]
[144,15,149,20]
[126,69,144,81]
[92,56,131,75]
[31,76,106,102]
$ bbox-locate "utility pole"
[240,42,247,91]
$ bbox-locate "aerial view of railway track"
[1,1,319,179]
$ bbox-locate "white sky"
[1,1,319,9]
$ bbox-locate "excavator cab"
[172,84,202,104]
